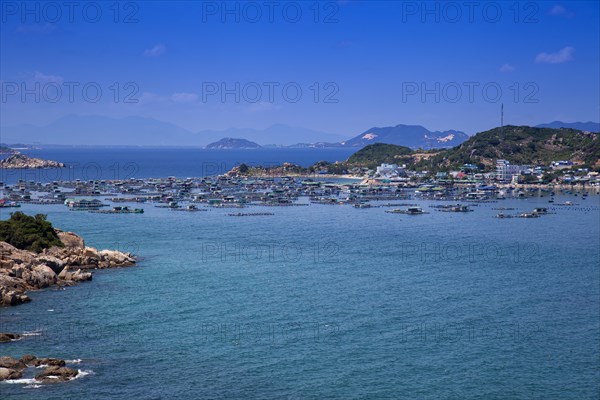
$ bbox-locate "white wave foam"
[74,369,93,380]
[4,378,37,385]
[21,330,43,337]
[66,359,82,364]
[25,383,43,389]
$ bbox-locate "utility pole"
[501,103,504,135]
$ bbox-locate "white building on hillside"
[496,160,530,182]
[376,163,405,178]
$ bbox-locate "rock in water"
[34,358,66,367]
[35,366,78,383]
[0,367,23,380]
[0,356,26,369]
[22,265,58,288]
[20,355,37,365]
[0,153,65,169]
[0,333,22,342]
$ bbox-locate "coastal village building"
[495,160,531,182]
[551,160,575,170]
[376,163,405,178]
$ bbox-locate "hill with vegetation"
[229,125,599,176]
[0,212,63,253]
[412,126,599,171]
[345,143,414,168]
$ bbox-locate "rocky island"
[0,153,65,169]
[206,137,262,149]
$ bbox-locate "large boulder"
[0,332,22,342]
[56,231,85,249]
[0,284,30,306]
[0,367,23,381]
[9,264,25,279]
[23,265,57,289]
[20,355,37,365]
[83,247,99,258]
[0,274,27,291]
[37,254,67,274]
[34,358,66,367]
[58,267,92,282]
[0,356,26,369]
[35,366,78,383]
[0,242,36,265]
[98,250,136,267]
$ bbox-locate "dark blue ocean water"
[0,148,356,184]
[1,150,599,399]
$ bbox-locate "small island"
[0,153,65,169]
[205,137,262,149]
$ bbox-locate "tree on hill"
[0,212,63,253]
[238,163,250,174]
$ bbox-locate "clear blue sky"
[1,0,599,136]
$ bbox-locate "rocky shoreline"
[0,153,65,169]
[0,229,135,384]
[0,355,84,383]
[0,229,136,307]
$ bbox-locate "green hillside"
[345,143,414,168]
[414,126,598,171]
[343,126,599,172]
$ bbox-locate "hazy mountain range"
[0,115,345,147]
[535,121,600,132]
[1,115,597,149]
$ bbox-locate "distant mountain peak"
[341,124,468,149]
[361,133,378,140]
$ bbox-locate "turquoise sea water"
[1,193,599,399]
